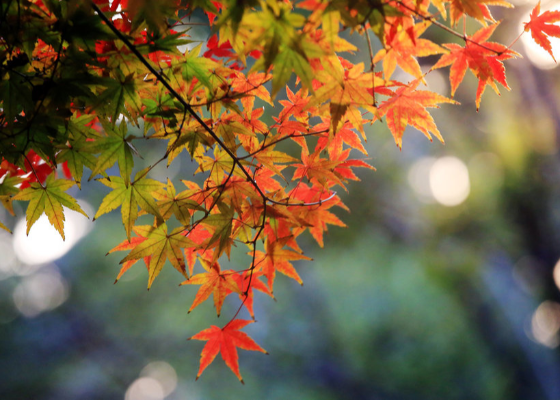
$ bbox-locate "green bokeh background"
[2,4,560,399]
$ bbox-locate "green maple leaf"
[86,121,137,185]
[119,223,195,288]
[57,115,104,188]
[94,71,142,123]
[12,174,88,240]
[93,170,164,241]
[201,203,235,262]
[153,179,206,225]
[181,44,218,90]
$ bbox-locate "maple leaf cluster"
[1,0,559,382]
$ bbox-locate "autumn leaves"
[3,0,560,384]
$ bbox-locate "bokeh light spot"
[408,157,436,203]
[125,377,165,400]
[140,361,178,397]
[12,266,69,318]
[13,202,92,266]
[553,259,560,291]
[429,156,470,206]
[531,301,560,348]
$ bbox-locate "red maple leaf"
[254,236,311,292]
[524,1,560,62]
[376,79,457,149]
[180,259,240,316]
[189,319,267,383]
[432,23,518,110]
[230,271,273,319]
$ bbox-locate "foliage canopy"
[1,0,559,382]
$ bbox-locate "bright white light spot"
[429,156,470,206]
[553,259,560,291]
[12,266,69,318]
[125,377,165,400]
[140,361,178,397]
[408,157,436,203]
[0,231,17,280]
[520,2,560,70]
[531,301,560,348]
[13,202,92,266]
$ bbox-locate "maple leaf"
[93,170,164,241]
[119,223,195,288]
[56,116,100,189]
[432,23,519,110]
[289,183,348,247]
[107,225,152,283]
[127,0,178,34]
[189,319,267,383]
[311,58,380,132]
[254,236,312,292]
[183,225,214,276]
[524,1,560,62]
[153,179,205,225]
[86,121,136,184]
[231,271,274,319]
[198,203,236,262]
[180,259,241,316]
[376,79,458,149]
[293,145,347,190]
[13,174,88,240]
[373,21,445,80]
[230,71,273,114]
[448,0,513,26]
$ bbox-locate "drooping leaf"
[93,173,164,240]
[13,174,88,239]
[180,258,241,316]
[524,1,560,62]
[376,79,458,149]
[189,319,267,383]
[432,23,519,110]
[119,223,195,288]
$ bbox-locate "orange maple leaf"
[289,184,348,247]
[448,0,512,26]
[376,79,457,149]
[230,271,274,319]
[180,259,241,316]
[432,23,518,110]
[293,145,347,190]
[524,1,560,62]
[108,225,152,283]
[373,21,445,80]
[230,71,273,114]
[254,236,311,292]
[189,319,267,383]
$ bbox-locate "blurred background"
[2,1,560,399]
